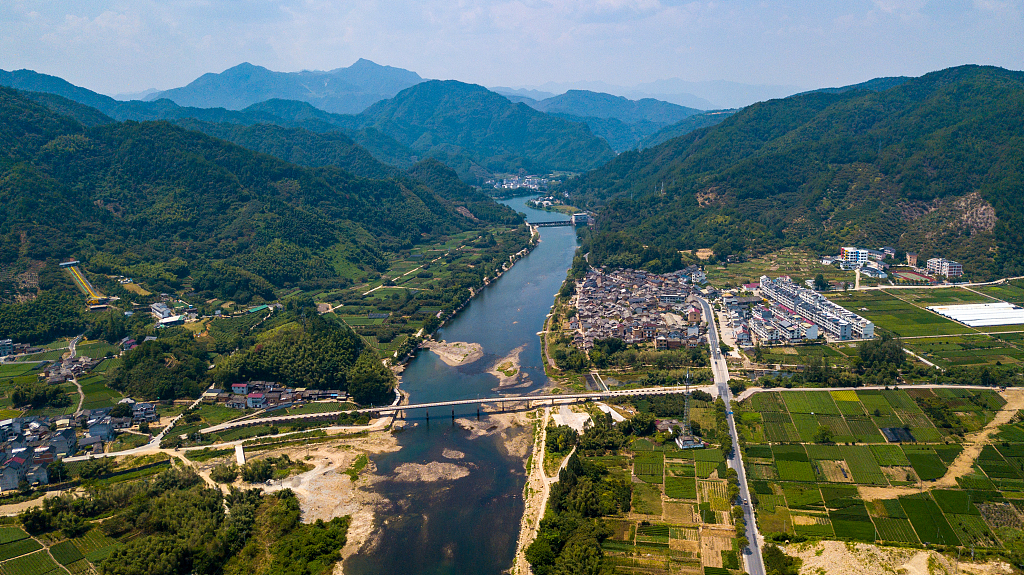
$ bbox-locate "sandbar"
[423,340,483,366]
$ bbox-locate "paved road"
[699,297,766,575]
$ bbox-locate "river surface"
[343,197,578,575]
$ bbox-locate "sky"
[1,0,1022,97]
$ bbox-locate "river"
[343,197,579,575]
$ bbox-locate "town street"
[699,297,766,575]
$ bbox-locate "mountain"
[639,110,737,149]
[564,65,1024,280]
[520,90,702,151]
[0,86,523,303]
[112,88,161,101]
[172,119,401,180]
[630,79,801,109]
[1,69,613,180]
[797,76,912,97]
[147,59,424,114]
[355,80,615,173]
[513,78,800,109]
[529,90,701,125]
[491,87,556,101]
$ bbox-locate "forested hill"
[0,86,522,302]
[564,65,1024,280]
[355,80,616,173]
[0,69,614,181]
[529,90,701,124]
[511,89,705,152]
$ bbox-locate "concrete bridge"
[199,385,715,434]
[532,220,573,227]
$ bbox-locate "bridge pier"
[477,407,480,420]
[451,409,455,422]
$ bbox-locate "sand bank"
[423,340,484,366]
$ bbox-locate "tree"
[813,273,829,291]
[763,543,802,575]
[110,403,133,418]
[19,507,51,535]
[347,351,396,405]
[628,412,655,436]
[211,464,238,484]
[813,425,833,444]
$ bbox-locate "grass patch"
[345,454,369,480]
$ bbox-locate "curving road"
[698,297,766,575]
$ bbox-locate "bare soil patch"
[783,540,1013,575]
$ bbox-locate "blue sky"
[1,0,1021,96]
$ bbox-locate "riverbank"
[512,407,551,575]
[246,425,404,573]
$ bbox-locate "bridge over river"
[532,220,573,227]
[200,384,716,434]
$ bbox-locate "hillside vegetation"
[1,69,614,180]
[564,65,1024,279]
[0,86,518,303]
[523,90,703,151]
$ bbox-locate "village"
[569,266,715,351]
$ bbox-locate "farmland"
[0,525,118,575]
[597,441,742,574]
[704,248,865,290]
[739,387,1024,558]
[825,290,972,337]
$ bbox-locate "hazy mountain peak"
[146,59,425,114]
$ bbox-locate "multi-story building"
[759,275,874,340]
[839,247,870,265]
[906,252,918,267]
[926,258,964,278]
[0,339,11,357]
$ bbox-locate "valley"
[1,54,1024,575]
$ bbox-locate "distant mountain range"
[0,69,613,179]
[562,65,1024,281]
[145,59,425,114]
[502,78,803,110]
[489,89,722,152]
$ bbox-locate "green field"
[904,334,1024,367]
[705,247,860,289]
[826,291,972,337]
[740,387,1021,549]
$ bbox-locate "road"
[68,335,85,412]
[698,297,766,575]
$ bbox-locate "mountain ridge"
[147,59,425,114]
[564,65,1024,280]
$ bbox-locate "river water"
[343,197,579,575]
